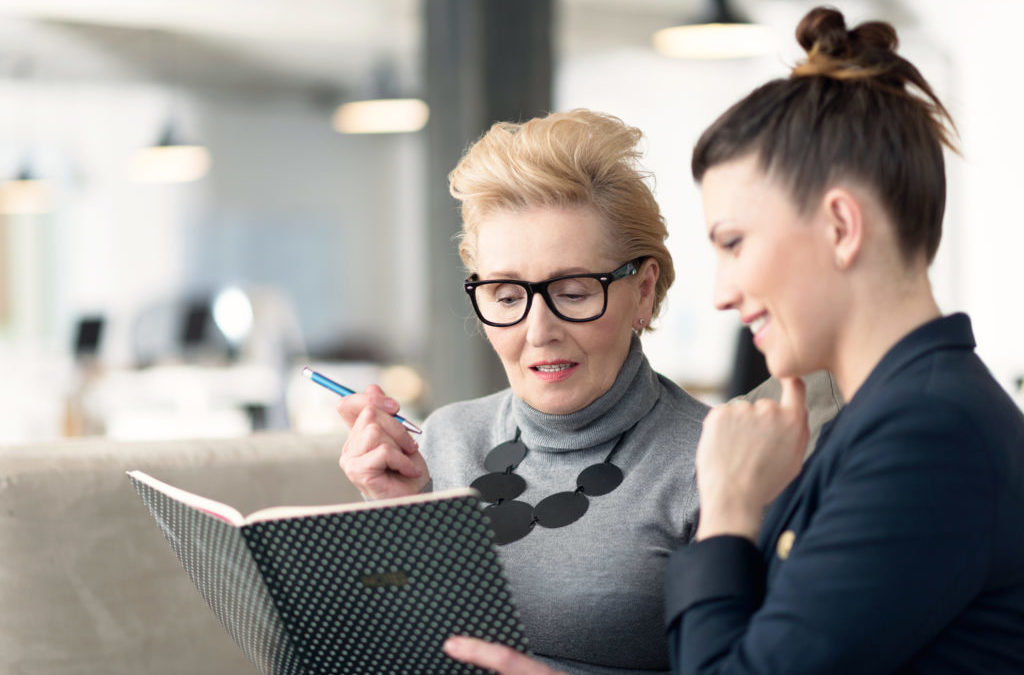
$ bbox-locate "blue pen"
[302,366,423,435]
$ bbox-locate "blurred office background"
[0,0,1020,443]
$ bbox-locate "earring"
[634,318,646,330]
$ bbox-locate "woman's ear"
[638,258,659,309]
[638,259,655,292]
[821,187,864,270]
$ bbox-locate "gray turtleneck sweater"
[419,339,708,674]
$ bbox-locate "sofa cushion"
[1,432,354,675]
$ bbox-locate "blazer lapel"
[757,416,838,564]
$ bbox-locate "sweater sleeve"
[664,396,995,674]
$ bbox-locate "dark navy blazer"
[664,314,1024,674]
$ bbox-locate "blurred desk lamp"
[212,286,254,360]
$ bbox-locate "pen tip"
[301,366,313,378]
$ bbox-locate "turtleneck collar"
[511,335,661,453]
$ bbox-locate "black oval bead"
[471,472,527,503]
[483,500,535,545]
[576,462,623,496]
[534,491,589,528]
[483,440,529,473]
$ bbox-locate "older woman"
[338,109,708,674]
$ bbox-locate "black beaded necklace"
[471,423,637,545]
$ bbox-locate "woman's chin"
[521,389,593,416]
[765,356,812,381]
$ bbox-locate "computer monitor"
[180,301,211,348]
[73,316,105,359]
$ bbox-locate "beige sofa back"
[0,432,356,675]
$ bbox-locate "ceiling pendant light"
[130,30,211,183]
[130,121,211,183]
[332,98,429,134]
[0,163,52,215]
[653,0,777,60]
[332,62,429,135]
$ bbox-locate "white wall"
[935,0,1024,392]
[183,93,427,360]
[0,82,427,367]
[0,82,201,358]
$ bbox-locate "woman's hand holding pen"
[337,384,430,500]
[695,376,809,542]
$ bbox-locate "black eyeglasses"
[464,259,641,327]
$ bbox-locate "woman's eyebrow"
[480,266,595,280]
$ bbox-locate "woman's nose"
[524,293,561,345]
[712,264,741,312]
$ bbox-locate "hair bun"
[794,6,899,79]
[796,7,850,57]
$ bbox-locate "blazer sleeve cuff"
[664,535,765,628]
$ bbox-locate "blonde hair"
[449,109,675,327]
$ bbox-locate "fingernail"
[443,637,465,656]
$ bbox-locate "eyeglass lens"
[474,276,606,325]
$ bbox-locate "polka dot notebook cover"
[128,470,529,674]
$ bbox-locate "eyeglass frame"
[463,258,644,328]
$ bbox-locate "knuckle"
[361,420,385,443]
[377,445,401,468]
[363,445,386,464]
[724,400,751,417]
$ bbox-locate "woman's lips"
[529,361,578,382]
[748,315,769,348]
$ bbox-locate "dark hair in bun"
[794,6,898,76]
[692,6,958,264]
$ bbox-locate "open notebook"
[128,470,528,674]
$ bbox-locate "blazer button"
[777,530,796,560]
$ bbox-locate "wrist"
[695,499,761,542]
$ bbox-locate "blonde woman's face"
[473,205,649,415]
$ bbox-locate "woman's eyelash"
[721,237,741,251]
